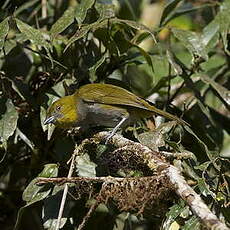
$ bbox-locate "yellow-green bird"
[44,83,188,139]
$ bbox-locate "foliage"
[0,0,229,229]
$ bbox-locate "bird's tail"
[149,105,189,126]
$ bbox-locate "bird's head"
[44,95,77,128]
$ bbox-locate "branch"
[94,131,229,230]
[55,144,78,230]
[37,175,162,184]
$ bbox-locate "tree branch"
[94,131,229,230]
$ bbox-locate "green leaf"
[0,17,9,51]
[117,18,156,44]
[23,178,52,204]
[163,200,186,230]
[16,19,54,67]
[194,161,211,171]
[89,51,109,82]
[64,24,92,52]
[138,121,176,151]
[181,216,200,230]
[50,6,76,39]
[15,128,35,151]
[160,0,183,26]
[15,165,59,230]
[38,163,59,179]
[162,4,210,27]
[197,178,215,198]
[16,19,50,49]
[75,0,95,24]
[200,74,230,106]
[43,185,69,230]
[14,0,39,16]
[171,28,208,60]
[196,99,216,126]
[64,19,108,52]
[202,20,219,52]
[22,164,59,204]
[14,202,43,230]
[215,0,230,54]
[184,125,216,162]
[95,0,115,19]
[131,43,155,77]
[76,153,96,177]
[0,99,18,149]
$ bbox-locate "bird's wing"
[78,83,152,111]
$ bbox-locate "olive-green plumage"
[44,83,188,132]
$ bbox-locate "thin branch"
[37,176,159,185]
[77,201,99,230]
[55,145,78,230]
[41,0,47,19]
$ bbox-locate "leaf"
[75,0,95,24]
[16,19,50,49]
[16,19,53,67]
[201,20,219,52]
[0,17,9,51]
[65,18,155,53]
[95,0,115,19]
[209,107,230,134]
[89,51,109,82]
[64,24,92,52]
[131,43,155,76]
[43,185,69,230]
[160,0,183,26]
[171,28,208,60]
[197,178,215,198]
[196,99,216,126]
[64,18,109,52]
[184,125,217,163]
[15,128,35,151]
[138,121,176,151]
[76,153,97,177]
[163,200,186,230]
[50,6,76,39]
[14,202,43,230]
[200,74,230,106]
[162,4,210,27]
[14,0,39,16]
[117,18,156,44]
[15,165,59,230]
[0,99,18,149]
[181,216,200,230]
[194,161,211,171]
[22,164,59,204]
[215,0,230,54]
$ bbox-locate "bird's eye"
[56,105,61,111]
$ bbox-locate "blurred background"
[0,0,229,229]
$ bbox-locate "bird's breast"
[79,101,130,128]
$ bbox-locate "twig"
[55,145,78,230]
[41,0,47,19]
[77,201,99,230]
[37,176,159,185]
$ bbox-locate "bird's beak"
[44,115,56,125]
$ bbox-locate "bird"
[44,83,188,140]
